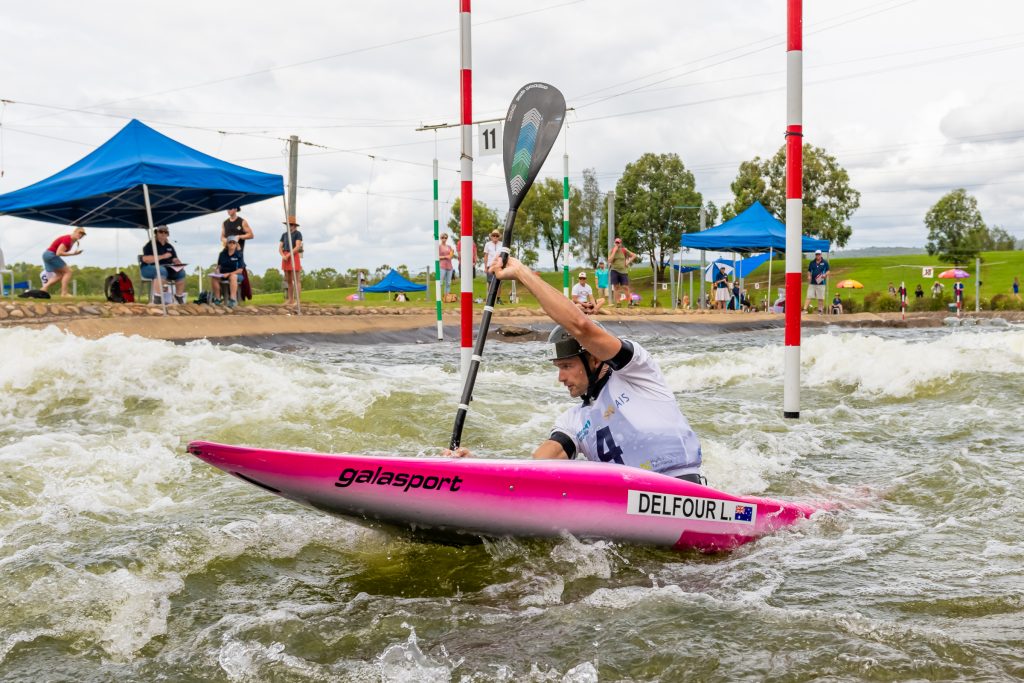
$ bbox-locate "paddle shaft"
[449,207,517,449]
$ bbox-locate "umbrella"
[938,269,970,279]
[703,262,734,282]
[835,279,863,289]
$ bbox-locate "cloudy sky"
[0,0,1021,275]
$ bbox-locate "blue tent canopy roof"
[0,119,283,228]
[362,269,427,293]
[680,201,830,253]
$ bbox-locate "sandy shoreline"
[3,300,1019,342]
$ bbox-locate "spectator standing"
[954,280,965,310]
[595,259,609,296]
[438,233,455,299]
[915,284,924,299]
[141,225,187,304]
[1013,276,1020,300]
[280,216,303,305]
[608,238,636,307]
[804,249,829,314]
[221,206,253,251]
[209,237,245,308]
[713,267,729,310]
[483,230,504,304]
[40,227,86,297]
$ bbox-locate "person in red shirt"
[41,227,86,297]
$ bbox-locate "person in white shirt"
[448,256,704,484]
[482,230,504,304]
[571,271,604,314]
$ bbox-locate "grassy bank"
[249,251,1024,312]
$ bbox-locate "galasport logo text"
[336,467,464,493]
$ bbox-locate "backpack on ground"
[104,272,135,303]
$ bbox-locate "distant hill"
[833,247,927,258]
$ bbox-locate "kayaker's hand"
[442,447,472,458]
[489,256,524,281]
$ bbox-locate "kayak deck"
[188,441,817,552]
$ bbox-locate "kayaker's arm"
[490,257,621,362]
[532,439,569,460]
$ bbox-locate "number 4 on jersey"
[595,426,624,464]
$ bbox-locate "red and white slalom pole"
[459,0,473,386]
[783,0,803,419]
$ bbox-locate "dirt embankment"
[1,299,1020,342]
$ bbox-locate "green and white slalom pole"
[562,152,570,297]
[433,157,443,340]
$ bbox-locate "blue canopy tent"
[363,269,427,297]
[0,119,283,227]
[679,201,830,253]
[0,119,284,311]
[680,202,831,310]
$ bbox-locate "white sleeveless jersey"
[551,341,702,477]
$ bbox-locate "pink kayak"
[187,441,817,552]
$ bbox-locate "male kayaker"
[448,256,704,484]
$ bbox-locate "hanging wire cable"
[10,0,584,127]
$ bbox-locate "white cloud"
[1,0,1023,272]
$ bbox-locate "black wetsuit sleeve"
[605,339,635,371]
[549,431,577,459]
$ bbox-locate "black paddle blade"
[503,83,566,210]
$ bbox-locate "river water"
[0,323,1022,682]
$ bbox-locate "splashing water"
[0,324,1022,680]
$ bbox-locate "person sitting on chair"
[830,293,844,315]
[141,225,187,304]
[208,237,245,308]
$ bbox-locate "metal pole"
[783,0,803,419]
[975,256,980,312]
[285,139,302,315]
[732,252,738,310]
[433,158,443,340]
[688,270,693,309]
[459,0,473,386]
[141,184,167,315]
[699,206,706,309]
[287,135,299,218]
[670,247,676,310]
[653,249,658,307]
[562,153,570,297]
[768,247,774,312]
[606,191,615,303]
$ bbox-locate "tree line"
[448,144,1016,279]
[449,143,864,279]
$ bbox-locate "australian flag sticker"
[734,505,754,522]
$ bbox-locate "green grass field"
[245,251,1024,311]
